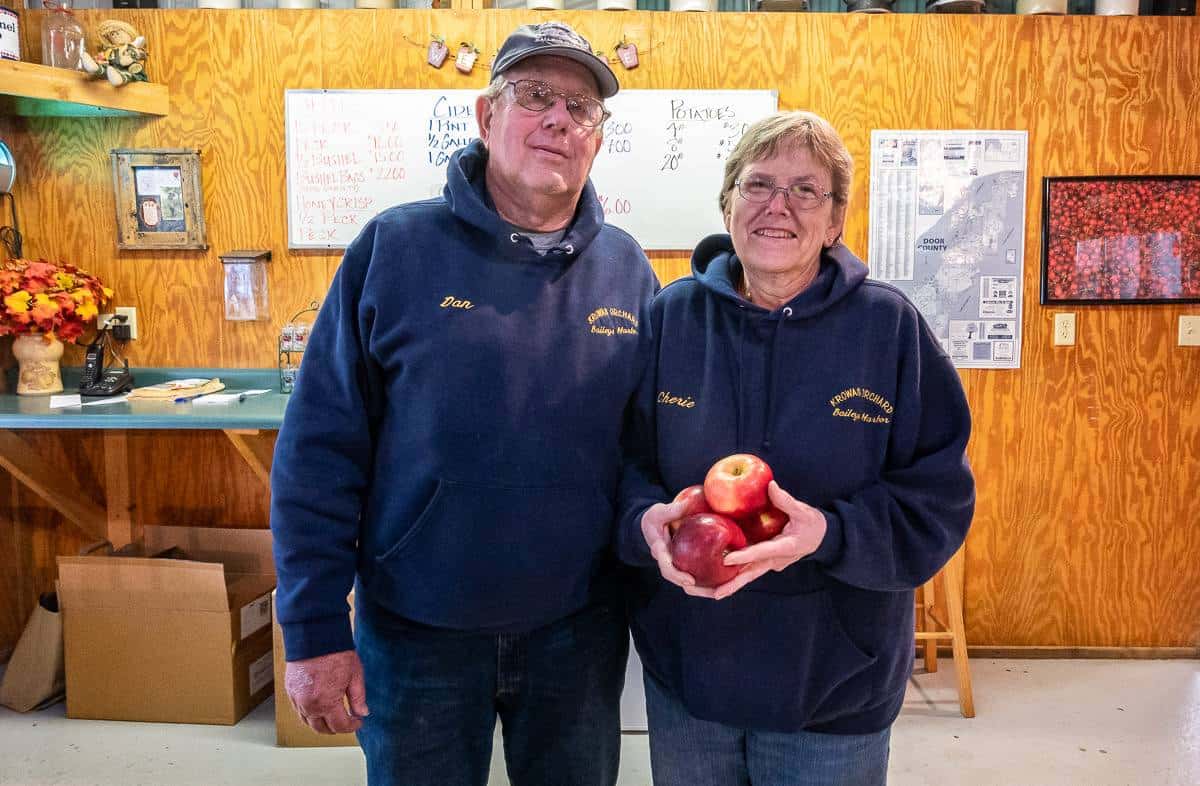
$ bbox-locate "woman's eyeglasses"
[735,177,833,210]
[504,79,610,129]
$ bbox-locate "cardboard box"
[57,525,276,725]
[273,590,358,747]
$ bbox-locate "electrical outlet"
[99,307,139,340]
[1181,316,1200,347]
[1053,312,1076,346]
[115,306,138,340]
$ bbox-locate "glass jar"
[41,1,85,71]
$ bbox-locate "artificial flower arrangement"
[0,258,113,343]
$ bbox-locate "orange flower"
[4,290,30,313]
[0,258,111,342]
[75,299,99,321]
[0,270,20,293]
[31,293,61,323]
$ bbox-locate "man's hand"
[641,500,723,598]
[711,481,827,601]
[284,649,369,735]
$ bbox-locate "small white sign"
[49,394,82,409]
[240,593,272,639]
[249,650,274,695]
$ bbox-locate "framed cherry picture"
[1040,175,1200,305]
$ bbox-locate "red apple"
[669,513,747,588]
[668,484,712,534]
[703,453,773,519]
[739,505,788,544]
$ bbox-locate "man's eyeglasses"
[735,177,833,210]
[504,79,610,129]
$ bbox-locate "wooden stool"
[915,545,975,717]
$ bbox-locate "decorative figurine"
[80,20,148,88]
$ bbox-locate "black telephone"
[79,331,134,397]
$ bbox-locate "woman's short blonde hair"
[718,111,854,218]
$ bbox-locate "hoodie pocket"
[373,479,614,629]
[676,588,876,731]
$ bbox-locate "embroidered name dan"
[586,306,638,337]
[829,386,893,425]
[657,391,696,409]
[440,295,474,310]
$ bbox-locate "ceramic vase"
[12,333,65,396]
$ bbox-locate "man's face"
[477,56,605,204]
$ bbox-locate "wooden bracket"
[223,429,276,487]
[0,429,108,541]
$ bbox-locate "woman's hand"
[710,481,827,600]
[640,500,719,598]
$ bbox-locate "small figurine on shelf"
[79,20,148,88]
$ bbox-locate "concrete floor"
[0,658,1196,786]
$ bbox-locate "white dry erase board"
[285,89,778,250]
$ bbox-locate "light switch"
[1053,313,1076,346]
[1181,316,1200,347]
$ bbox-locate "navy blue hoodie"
[619,235,974,734]
[272,140,659,661]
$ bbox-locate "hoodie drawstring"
[733,308,747,451]
[761,307,791,453]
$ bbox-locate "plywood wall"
[2,10,1198,654]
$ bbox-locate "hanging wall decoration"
[111,148,207,250]
[1041,175,1200,305]
[427,35,448,69]
[615,38,639,70]
[454,42,479,75]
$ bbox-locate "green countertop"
[0,368,290,430]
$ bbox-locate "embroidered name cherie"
[829,386,893,425]
[657,391,696,409]
[440,296,475,310]
[586,306,638,337]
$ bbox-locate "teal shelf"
[0,368,289,430]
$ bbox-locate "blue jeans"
[355,597,628,786]
[644,671,891,786]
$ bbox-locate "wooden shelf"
[0,59,168,118]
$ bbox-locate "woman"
[618,111,975,785]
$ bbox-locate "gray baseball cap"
[492,22,619,99]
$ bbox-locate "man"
[270,21,658,786]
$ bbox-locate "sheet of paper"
[80,394,130,406]
[137,378,214,392]
[192,393,243,405]
[49,394,82,409]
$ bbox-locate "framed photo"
[111,148,207,250]
[1041,175,1200,305]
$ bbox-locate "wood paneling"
[1,10,1198,654]
[0,433,104,645]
